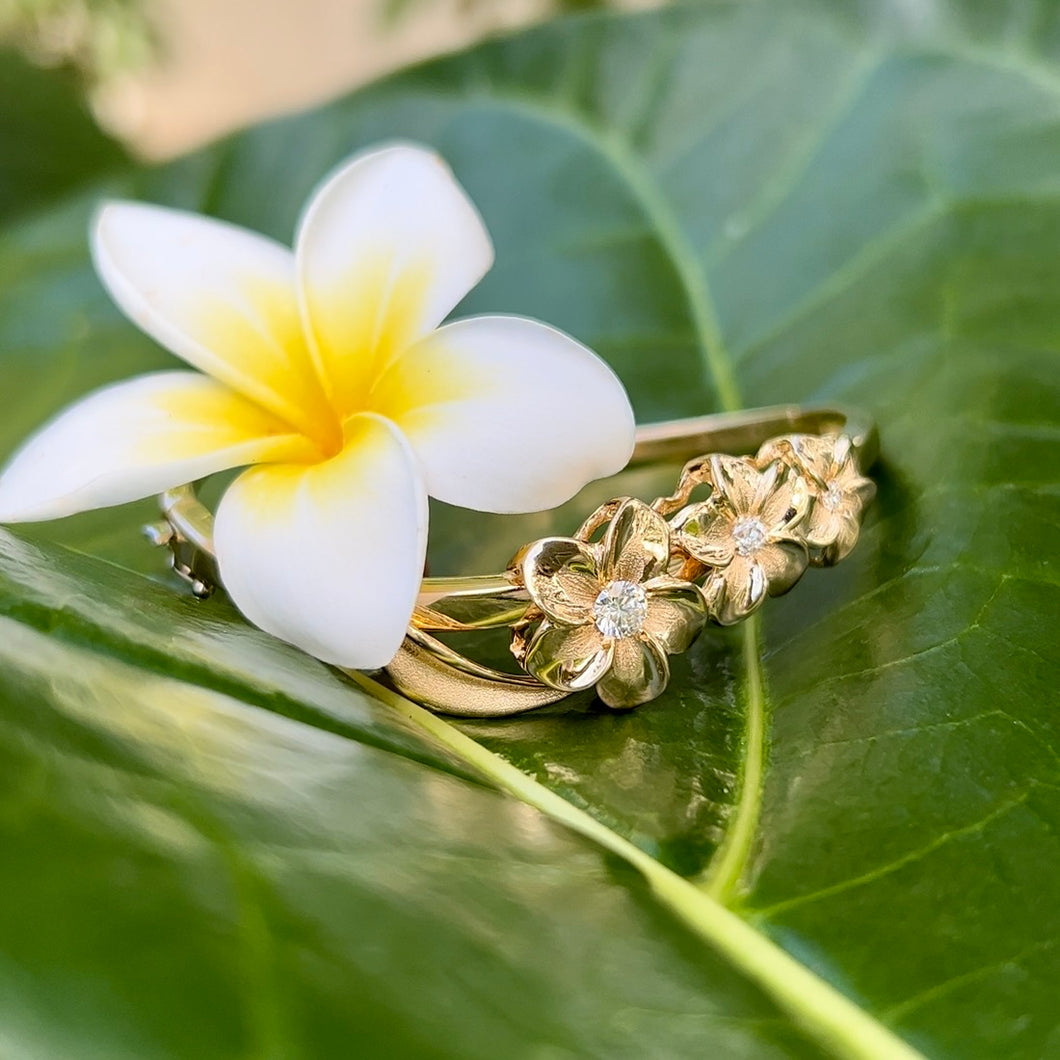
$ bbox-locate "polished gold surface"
[514,498,708,709]
[152,404,877,716]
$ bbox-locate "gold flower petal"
[643,578,708,654]
[524,620,611,692]
[519,536,600,625]
[801,503,842,549]
[754,435,794,470]
[802,434,840,480]
[768,433,843,488]
[709,454,759,514]
[757,539,808,595]
[595,635,669,709]
[831,510,864,563]
[750,460,781,511]
[603,497,671,583]
[706,555,768,625]
[851,475,877,509]
[671,501,735,566]
[830,433,854,473]
[758,469,809,535]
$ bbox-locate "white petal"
[214,413,427,668]
[0,371,311,523]
[92,202,337,448]
[295,144,494,418]
[372,315,635,513]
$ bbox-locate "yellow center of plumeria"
[199,259,452,464]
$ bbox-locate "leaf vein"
[750,790,1034,918]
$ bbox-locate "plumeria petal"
[602,498,670,583]
[92,203,337,450]
[295,144,494,418]
[596,636,669,709]
[642,579,708,654]
[372,315,635,513]
[518,537,600,626]
[0,372,312,522]
[525,621,611,692]
[213,413,427,668]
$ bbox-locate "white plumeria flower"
[0,144,635,667]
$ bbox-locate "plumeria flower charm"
[0,144,635,667]
[758,433,876,565]
[671,455,808,625]
[514,499,708,708]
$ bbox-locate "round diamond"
[822,481,844,511]
[731,516,767,556]
[593,580,648,638]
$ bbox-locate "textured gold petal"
[760,434,828,485]
[643,579,708,654]
[671,501,735,566]
[803,434,841,482]
[755,434,795,470]
[518,537,600,625]
[709,454,759,514]
[603,497,671,583]
[783,433,862,493]
[524,621,611,692]
[709,555,769,625]
[701,570,727,621]
[801,503,843,549]
[850,475,877,509]
[803,469,873,553]
[758,468,809,535]
[750,460,781,511]
[757,540,808,595]
[829,433,854,474]
[595,635,669,709]
[831,510,863,562]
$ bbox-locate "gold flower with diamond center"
[758,433,876,565]
[671,455,809,625]
[512,498,707,708]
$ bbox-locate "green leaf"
[0,2,1058,1057]
[0,534,832,1060]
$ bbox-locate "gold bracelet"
[151,403,877,717]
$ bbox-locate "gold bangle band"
[150,403,878,717]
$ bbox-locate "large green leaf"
[1,2,1057,1057]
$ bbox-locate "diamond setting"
[731,516,768,556]
[593,580,648,638]
[822,481,844,512]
